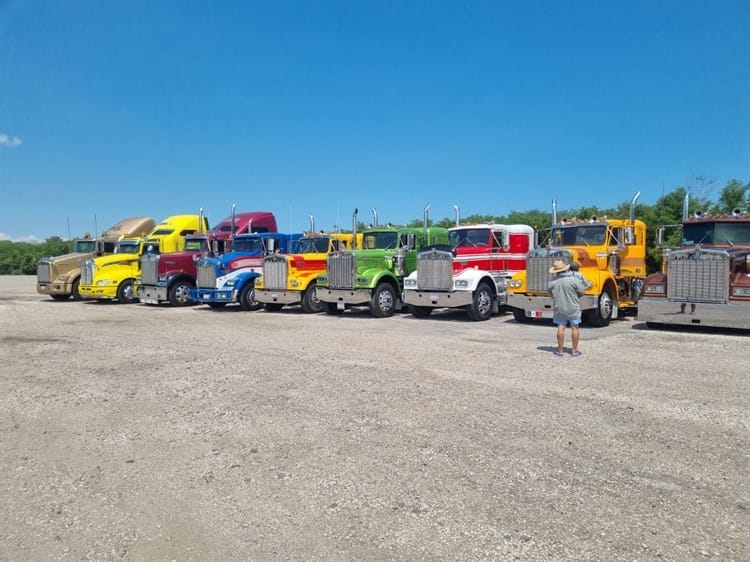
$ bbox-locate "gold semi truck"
[79,214,208,303]
[36,216,156,301]
[506,193,647,327]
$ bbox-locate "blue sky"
[1,0,748,241]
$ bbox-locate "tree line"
[2,179,747,275]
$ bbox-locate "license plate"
[270,293,279,299]
[39,284,47,289]
[201,293,210,299]
[143,299,158,305]
[429,294,440,303]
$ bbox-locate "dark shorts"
[553,317,581,327]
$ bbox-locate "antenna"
[94,213,98,236]
[67,216,71,240]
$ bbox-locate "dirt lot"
[1,275,748,561]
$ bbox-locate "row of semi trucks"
[36,194,750,330]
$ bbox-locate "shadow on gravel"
[632,321,750,337]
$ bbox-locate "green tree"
[710,179,749,214]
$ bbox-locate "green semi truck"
[316,206,450,317]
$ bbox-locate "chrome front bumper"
[637,298,750,329]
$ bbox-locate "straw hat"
[549,259,570,274]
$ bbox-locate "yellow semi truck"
[79,213,208,303]
[506,193,647,327]
[254,217,362,313]
[37,216,156,301]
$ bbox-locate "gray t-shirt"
[548,271,586,320]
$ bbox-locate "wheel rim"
[310,287,320,307]
[122,283,133,301]
[599,291,613,319]
[378,289,394,312]
[174,284,190,304]
[477,290,492,316]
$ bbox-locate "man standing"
[548,259,586,356]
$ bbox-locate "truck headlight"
[225,279,236,287]
[158,275,168,283]
[55,275,67,282]
[644,284,665,294]
[403,278,416,288]
[454,280,469,288]
[356,277,368,284]
[96,279,111,286]
[508,279,522,289]
[732,286,750,297]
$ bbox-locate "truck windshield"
[74,240,96,253]
[298,237,331,253]
[450,228,490,248]
[115,241,141,254]
[682,222,750,245]
[362,231,398,250]
[184,238,209,251]
[551,225,607,246]
[233,237,263,253]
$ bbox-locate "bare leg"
[571,325,580,353]
[556,325,565,353]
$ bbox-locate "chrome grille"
[140,254,159,285]
[526,255,567,293]
[197,262,217,288]
[263,255,288,290]
[416,249,452,290]
[327,253,356,289]
[37,262,51,282]
[667,251,729,303]
[81,260,94,285]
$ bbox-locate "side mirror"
[656,227,664,247]
[405,233,415,250]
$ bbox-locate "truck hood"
[90,253,141,268]
[40,252,92,266]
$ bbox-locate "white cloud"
[0,133,23,148]
[0,232,41,243]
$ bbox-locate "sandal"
[553,350,564,357]
[571,350,582,357]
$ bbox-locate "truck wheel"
[169,280,194,307]
[117,279,137,303]
[207,302,226,309]
[301,283,324,313]
[71,278,84,301]
[409,305,433,318]
[512,308,533,323]
[586,288,614,327]
[265,303,283,312]
[467,282,493,321]
[324,302,341,315]
[369,282,396,317]
[239,285,262,311]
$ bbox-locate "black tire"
[512,308,533,323]
[467,282,493,321]
[301,283,324,313]
[409,305,433,318]
[116,279,137,303]
[265,303,283,312]
[169,279,195,307]
[239,284,262,311]
[324,302,341,315]
[207,302,227,309]
[369,282,397,318]
[585,288,614,327]
[51,294,70,301]
[71,278,84,301]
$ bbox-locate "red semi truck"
[137,209,277,306]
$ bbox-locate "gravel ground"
[1,275,748,561]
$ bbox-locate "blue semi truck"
[190,232,303,310]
